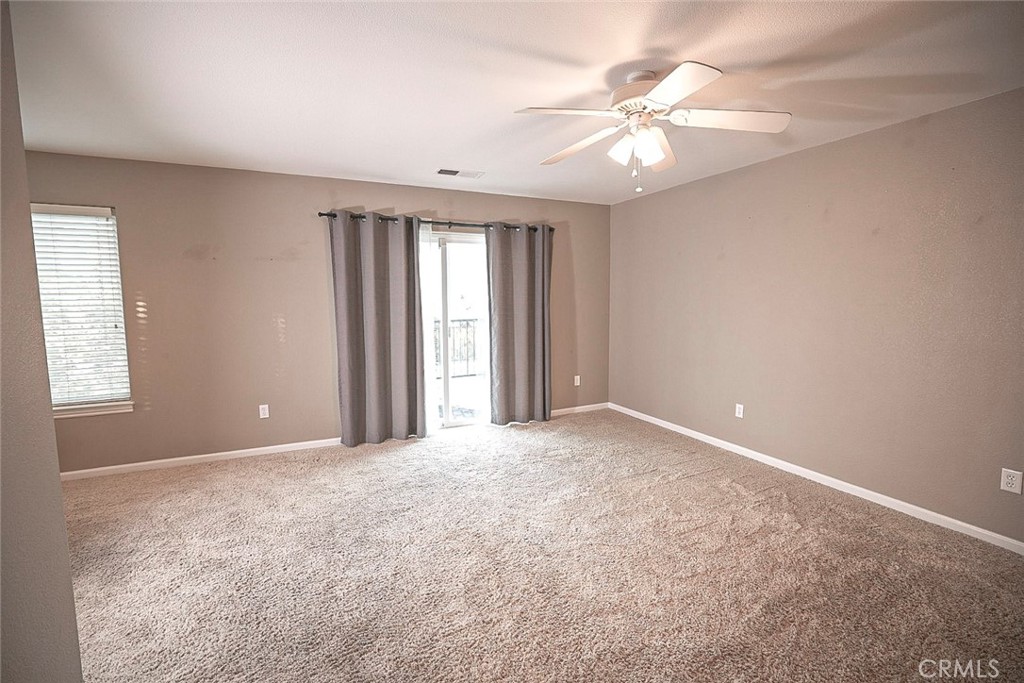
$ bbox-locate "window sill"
[53,400,134,419]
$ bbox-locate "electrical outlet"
[1001,468,1022,495]
[735,403,744,419]
[574,375,581,387]
[259,404,270,419]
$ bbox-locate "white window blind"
[30,204,132,408]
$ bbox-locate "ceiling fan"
[517,62,791,192]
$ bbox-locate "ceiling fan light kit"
[517,61,792,193]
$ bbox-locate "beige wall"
[25,154,610,472]
[610,88,1024,542]
[1,2,83,678]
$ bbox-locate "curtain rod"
[317,212,553,232]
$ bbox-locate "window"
[30,203,133,417]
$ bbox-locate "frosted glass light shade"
[633,126,665,166]
[607,133,635,166]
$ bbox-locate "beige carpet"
[64,410,1023,682]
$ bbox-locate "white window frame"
[30,203,134,419]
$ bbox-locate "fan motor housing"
[610,71,661,114]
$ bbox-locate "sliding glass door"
[422,232,490,426]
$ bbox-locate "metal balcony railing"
[434,318,484,378]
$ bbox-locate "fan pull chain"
[633,157,642,193]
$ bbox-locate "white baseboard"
[551,402,610,417]
[60,438,342,481]
[607,403,1024,557]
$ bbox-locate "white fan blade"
[540,124,626,165]
[517,107,623,118]
[650,126,676,172]
[642,62,722,110]
[668,108,791,133]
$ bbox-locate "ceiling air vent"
[437,169,485,179]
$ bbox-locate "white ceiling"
[11,2,1024,205]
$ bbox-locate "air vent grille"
[436,169,485,179]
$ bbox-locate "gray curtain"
[486,223,553,425]
[329,211,425,446]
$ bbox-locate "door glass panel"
[444,239,490,423]
[421,236,444,430]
